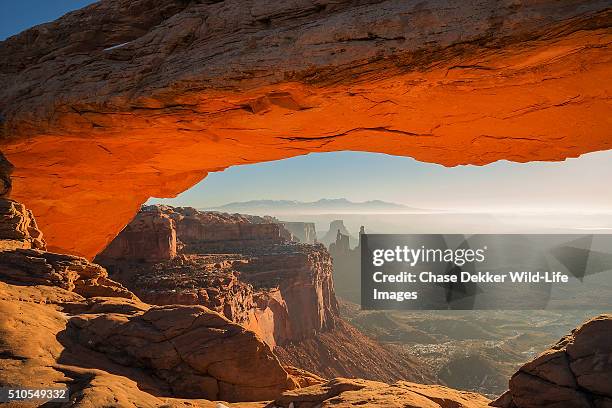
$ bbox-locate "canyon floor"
[340,301,608,398]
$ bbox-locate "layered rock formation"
[279,222,317,244]
[96,205,435,383]
[328,227,363,303]
[0,198,134,299]
[100,206,177,262]
[0,249,137,300]
[96,205,336,345]
[492,314,612,408]
[1,0,610,258]
[0,199,306,404]
[0,198,46,251]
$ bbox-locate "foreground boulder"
[69,304,296,401]
[492,314,612,408]
[0,286,270,407]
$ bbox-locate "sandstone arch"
[0,0,610,258]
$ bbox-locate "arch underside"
[0,0,610,258]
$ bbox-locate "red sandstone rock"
[70,304,296,401]
[0,198,46,250]
[0,199,303,404]
[97,205,177,263]
[273,377,491,408]
[238,246,339,343]
[95,205,436,384]
[491,314,612,408]
[106,254,259,327]
[166,206,287,251]
[0,1,610,258]
[0,249,137,300]
[0,283,286,406]
[0,197,136,300]
[97,206,338,345]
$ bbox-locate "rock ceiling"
[0,0,610,258]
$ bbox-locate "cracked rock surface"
[270,377,491,408]
[492,314,612,408]
[68,304,296,402]
[0,0,610,258]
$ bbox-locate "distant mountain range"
[207,198,426,214]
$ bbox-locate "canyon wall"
[96,206,337,346]
[98,206,177,263]
[280,222,317,244]
[0,0,610,258]
[0,198,304,403]
[329,227,362,303]
[95,205,433,383]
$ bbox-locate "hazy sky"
[148,150,612,212]
[4,2,611,213]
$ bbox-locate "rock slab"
[492,314,612,408]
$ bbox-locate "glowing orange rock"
[0,1,610,258]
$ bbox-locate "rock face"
[492,314,612,408]
[328,227,363,303]
[0,198,46,250]
[280,222,317,244]
[97,205,336,346]
[70,304,295,402]
[1,1,610,258]
[236,245,339,343]
[96,205,434,384]
[273,378,491,408]
[169,207,285,251]
[0,199,303,404]
[99,206,177,262]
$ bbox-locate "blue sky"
[0,1,96,40]
[3,2,611,212]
